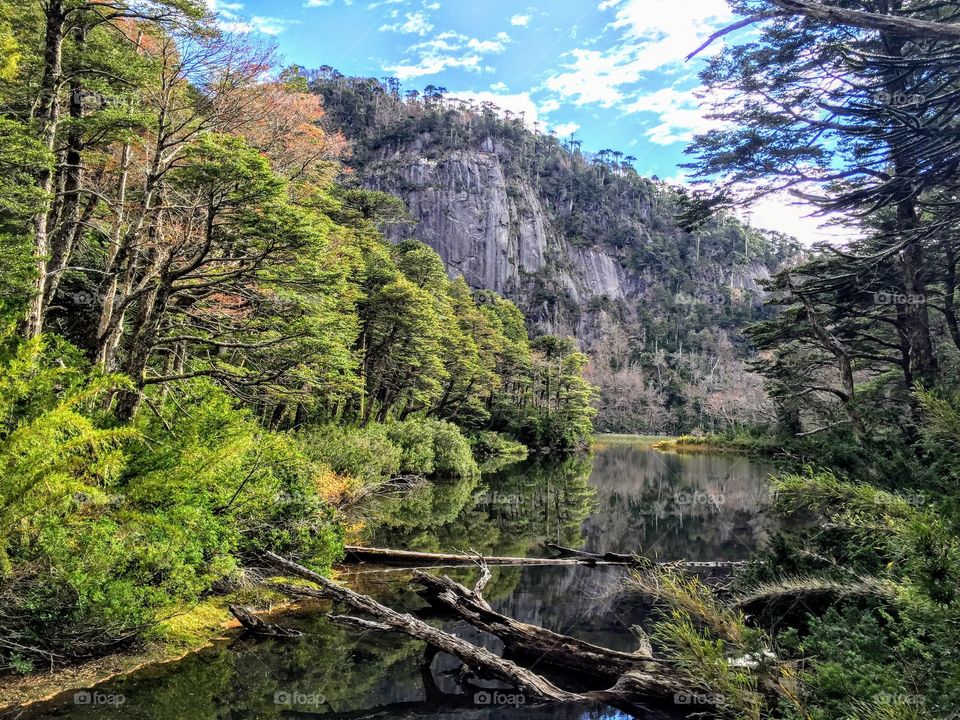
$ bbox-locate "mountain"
[309,69,803,434]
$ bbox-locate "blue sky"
[205,0,841,244]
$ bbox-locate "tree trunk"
[43,24,89,312]
[256,551,771,716]
[26,0,67,337]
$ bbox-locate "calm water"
[15,439,775,720]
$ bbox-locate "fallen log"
[546,543,750,569]
[261,551,583,704]
[341,545,606,566]
[256,551,717,716]
[228,605,303,637]
[341,544,749,569]
[411,570,669,685]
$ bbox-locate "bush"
[299,423,401,487]
[386,418,479,480]
[0,338,344,671]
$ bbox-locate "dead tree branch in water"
[254,551,783,716]
[340,544,748,569]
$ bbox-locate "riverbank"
[651,433,779,456]
[6,443,777,719]
[1,600,238,711]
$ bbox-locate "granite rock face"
[384,151,548,297]
[354,130,785,348]
[367,145,682,342]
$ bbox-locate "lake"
[17,438,776,720]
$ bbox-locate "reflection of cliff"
[24,445,774,720]
[584,443,777,561]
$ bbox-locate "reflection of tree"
[27,446,778,720]
[30,606,616,720]
[367,456,597,561]
[30,613,430,719]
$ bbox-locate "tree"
[690,0,960,432]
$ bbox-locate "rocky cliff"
[360,139,787,347]
[312,71,802,432]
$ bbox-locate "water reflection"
[16,439,776,720]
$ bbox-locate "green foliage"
[627,566,801,719]
[386,418,479,480]
[0,117,50,322]
[299,423,401,487]
[0,6,599,681]
[0,333,343,671]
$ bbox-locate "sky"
[205,0,847,245]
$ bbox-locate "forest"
[0,0,595,675]
[2,1,960,720]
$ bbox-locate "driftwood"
[261,551,582,704]
[544,543,749,569]
[228,604,303,637]
[341,544,748,569]
[255,551,778,715]
[341,545,605,567]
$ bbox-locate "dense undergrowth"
[0,329,501,674]
[636,390,960,720]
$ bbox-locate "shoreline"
[0,595,314,713]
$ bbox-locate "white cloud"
[539,98,560,113]
[206,1,299,34]
[385,55,481,80]
[468,32,510,53]
[544,46,641,107]
[510,14,531,27]
[303,0,334,6]
[544,0,735,108]
[744,191,860,248]
[443,91,580,136]
[666,173,859,247]
[380,11,434,35]
[623,86,732,145]
[205,0,243,14]
[445,90,542,126]
[385,30,511,80]
[250,16,299,34]
[552,121,580,137]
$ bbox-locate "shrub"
[298,423,401,487]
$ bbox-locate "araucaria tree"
[690,0,960,435]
